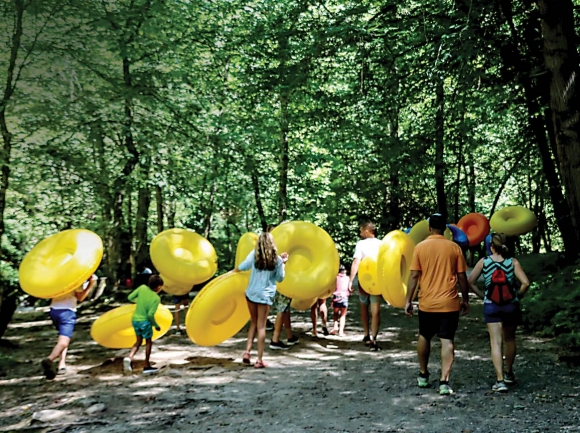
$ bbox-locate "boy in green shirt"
[123,275,164,374]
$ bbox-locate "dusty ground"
[0,292,579,433]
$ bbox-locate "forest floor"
[1,279,579,433]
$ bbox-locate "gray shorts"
[354,274,382,305]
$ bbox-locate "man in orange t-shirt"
[405,213,469,396]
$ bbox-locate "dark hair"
[255,232,278,271]
[491,233,509,256]
[428,213,447,232]
[339,264,346,272]
[148,275,164,289]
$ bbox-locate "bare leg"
[370,301,381,341]
[128,336,143,360]
[282,311,293,340]
[318,299,328,328]
[360,303,370,338]
[339,308,348,336]
[332,306,339,333]
[272,312,284,343]
[487,322,504,380]
[245,299,258,353]
[417,334,431,375]
[48,336,71,362]
[256,304,271,362]
[145,338,153,368]
[58,347,68,370]
[174,304,181,330]
[310,304,319,336]
[503,325,517,374]
[440,338,455,382]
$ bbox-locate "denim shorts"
[50,308,77,338]
[354,275,382,305]
[172,294,189,304]
[483,302,521,326]
[332,295,348,309]
[132,320,154,339]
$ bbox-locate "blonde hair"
[254,232,278,271]
[491,233,509,256]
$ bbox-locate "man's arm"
[348,258,361,291]
[405,270,421,317]
[457,272,470,315]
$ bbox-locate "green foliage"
[521,257,580,350]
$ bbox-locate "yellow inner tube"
[235,232,258,269]
[407,220,453,245]
[90,304,173,349]
[358,256,381,296]
[490,206,537,236]
[186,272,250,346]
[150,228,217,293]
[271,221,339,300]
[377,230,415,309]
[290,297,318,311]
[19,229,103,299]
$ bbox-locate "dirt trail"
[1,296,579,433]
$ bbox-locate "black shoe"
[504,371,516,385]
[143,366,159,374]
[41,358,56,380]
[362,335,371,345]
[369,341,382,351]
[265,319,274,331]
[287,335,299,346]
[322,327,330,336]
[269,340,290,350]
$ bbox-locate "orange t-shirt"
[410,234,467,313]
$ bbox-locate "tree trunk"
[134,185,151,271]
[0,0,24,261]
[155,184,164,233]
[0,0,24,339]
[434,78,447,220]
[537,0,580,260]
[497,0,578,259]
[278,92,289,224]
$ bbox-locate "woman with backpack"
[468,233,530,393]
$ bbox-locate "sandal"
[242,352,251,365]
[254,360,267,369]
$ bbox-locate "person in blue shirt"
[233,232,288,368]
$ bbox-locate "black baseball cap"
[428,213,446,231]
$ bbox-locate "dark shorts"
[50,308,77,338]
[483,302,521,326]
[418,310,460,341]
[132,320,154,339]
[172,294,190,304]
[332,295,348,309]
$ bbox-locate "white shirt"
[353,237,382,260]
[51,274,97,311]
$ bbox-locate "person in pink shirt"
[330,265,352,336]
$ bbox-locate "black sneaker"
[287,335,299,346]
[504,371,516,385]
[41,358,56,380]
[265,319,274,331]
[143,366,158,374]
[269,340,290,350]
[369,341,382,351]
[362,335,371,345]
[322,327,330,336]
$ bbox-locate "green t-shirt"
[128,285,160,328]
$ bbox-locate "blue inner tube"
[447,224,469,248]
[485,233,492,255]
